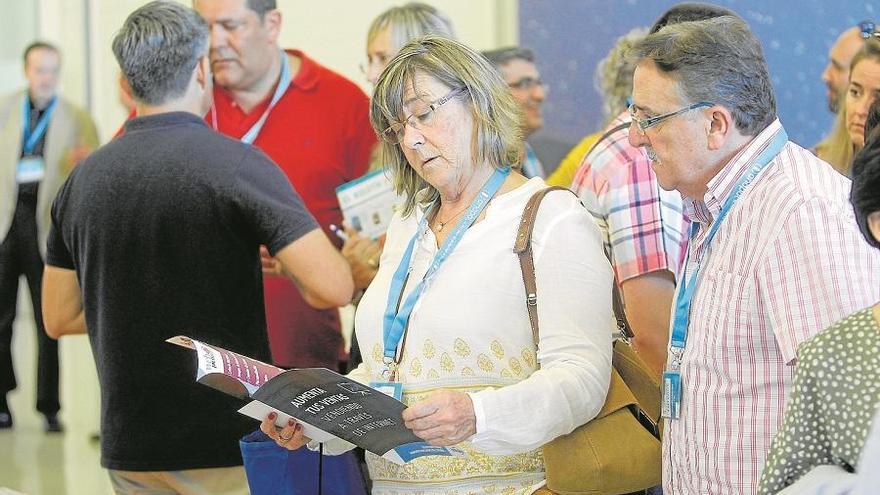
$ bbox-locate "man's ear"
[706,105,735,151]
[263,9,282,44]
[196,56,208,89]
[868,211,880,243]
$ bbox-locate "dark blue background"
[521,0,879,165]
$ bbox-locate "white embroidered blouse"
[321,178,613,494]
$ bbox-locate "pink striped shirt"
[663,119,880,494]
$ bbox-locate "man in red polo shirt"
[195,0,375,370]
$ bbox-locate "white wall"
[0,2,38,94]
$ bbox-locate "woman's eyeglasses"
[381,87,468,144]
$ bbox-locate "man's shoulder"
[0,90,21,105]
[799,307,876,365]
[103,120,261,171]
[292,49,368,100]
[584,117,645,174]
[0,90,23,120]
[762,141,851,208]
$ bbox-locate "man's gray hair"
[632,16,775,136]
[481,46,535,69]
[112,1,208,105]
[246,0,276,18]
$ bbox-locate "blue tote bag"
[240,430,368,495]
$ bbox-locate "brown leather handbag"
[515,186,662,495]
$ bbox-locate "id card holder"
[16,157,45,183]
[370,381,403,401]
[661,370,681,420]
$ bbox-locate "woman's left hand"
[402,390,476,446]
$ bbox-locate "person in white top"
[261,35,614,494]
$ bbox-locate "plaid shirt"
[571,111,688,282]
[664,119,880,494]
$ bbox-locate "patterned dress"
[758,307,880,494]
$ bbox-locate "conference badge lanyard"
[16,95,57,183]
[661,128,788,420]
[209,49,292,145]
[372,167,511,399]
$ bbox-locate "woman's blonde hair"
[594,27,647,124]
[367,3,455,56]
[816,109,852,174]
[818,38,880,176]
[370,35,523,216]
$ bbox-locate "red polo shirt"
[208,49,375,368]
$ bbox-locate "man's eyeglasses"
[381,87,468,144]
[628,101,714,136]
[508,77,547,92]
[860,20,879,40]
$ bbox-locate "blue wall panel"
[520,0,878,152]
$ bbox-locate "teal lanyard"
[669,129,788,355]
[381,167,511,377]
[22,96,57,155]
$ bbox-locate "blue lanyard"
[670,129,788,350]
[381,167,511,370]
[523,145,540,178]
[21,96,57,155]
[211,50,292,145]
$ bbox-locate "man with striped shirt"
[628,16,880,494]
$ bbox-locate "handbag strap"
[514,186,633,352]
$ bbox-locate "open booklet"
[167,336,465,465]
[335,168,404,240]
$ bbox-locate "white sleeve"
[467,201,614,454]
[776,466,854,495]
[777,406,880,495]
[305,363,373,456]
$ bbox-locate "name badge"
[661,370,681,420]
[370,381,403,401]
[16,157,45,183]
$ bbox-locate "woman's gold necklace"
[434,205,470,232]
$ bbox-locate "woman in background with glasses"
[817,37,880,175]
[263,36,614,495]
[341,2,457,374]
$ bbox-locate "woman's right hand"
[341,226,384,290]
[260,412,310,450]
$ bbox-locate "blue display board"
[521,0,876,153]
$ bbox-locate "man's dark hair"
[481,46,536,69]
[23,41,60,66]
[112,1,208,105]
[867,99,880,140]
[246,0,276,18]
[650,2,739,34]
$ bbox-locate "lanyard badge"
[661,129,788,420]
